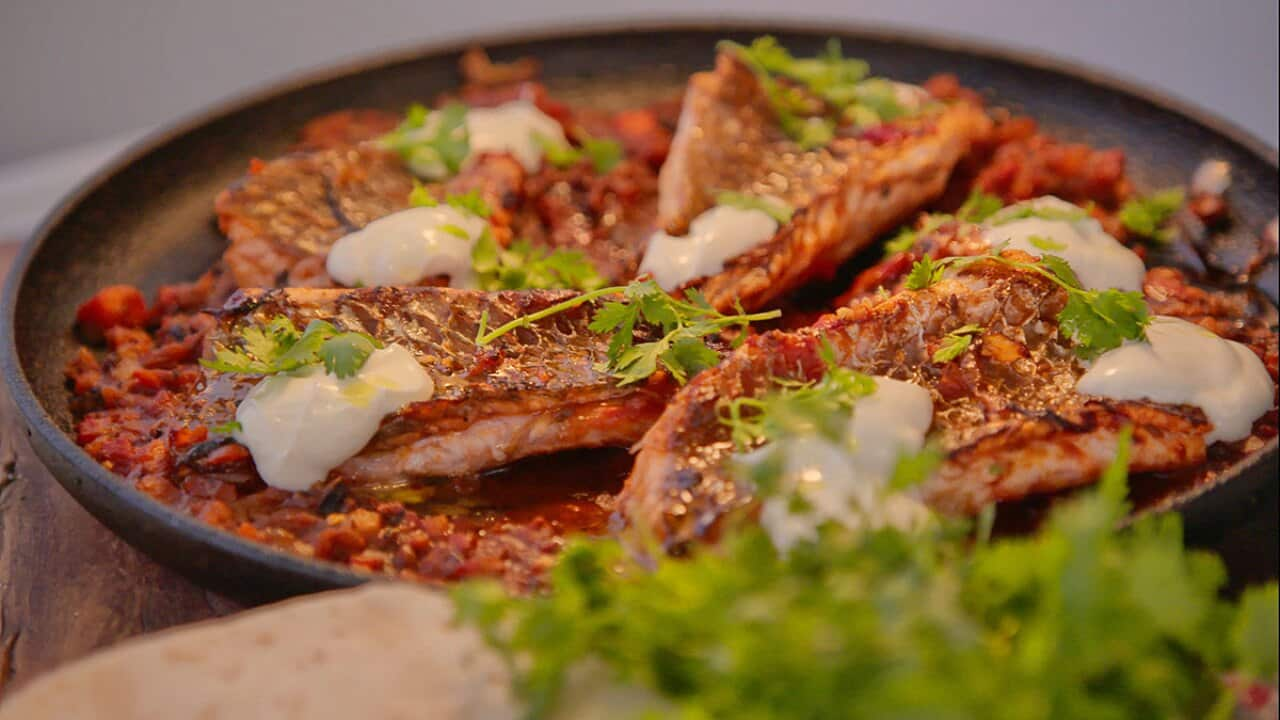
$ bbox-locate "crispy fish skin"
[214,148,526,290]
[195,286,670,488]
[656,52,992,310]
[621,258,1221,548]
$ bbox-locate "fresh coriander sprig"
[533,131,625,174]
[380,103,470,180]
[932,324,983,363]
[719,344,875,451]
[200,316,383,379]
[408,182,493,218]
[905,251,1149,359]
[1118,187,1185,243]
[714,190,794,224]
[883,189,1004,256]
[474,280,780,385]
[471,233,605,292]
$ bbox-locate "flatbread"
[0,584,517,720]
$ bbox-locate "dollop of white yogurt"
[326,205,488,288]
[233,344,435,491]
[981,196,1145,292]
[465,100,567,172]
[1077,316,1272,444]
[754,377,935,552]
[639,205,779,290]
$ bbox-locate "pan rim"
[3,17,1276,594]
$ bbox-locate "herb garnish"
[533,131,624,174]
[714,190,795,224]
[719,36,927,149]
[474,280,780,385]
[932,323,983,363]
[883,189,1004,255]
[408,182,492,218]
[201,317,383,379]
[454,425,1279,719]
[471,234,605,292]
[209,419,243,435]
[380,103,470,180]
[1118,187,1185,243]
[905,251,1149,359]
[719,344,875,451]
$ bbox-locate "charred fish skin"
[656,51,992,311]
[621,259,1219,548]
[195,286,671,487]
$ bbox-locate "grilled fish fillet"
[656,52,992,310]
[215,148,527,289]
[192,286,671,489]
[621,256,1228,548]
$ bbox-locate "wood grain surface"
[0,245,242,701]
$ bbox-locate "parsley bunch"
[533,131,624,174]
[380,103,470,180]
[454,428,1279,719]
[721,36,930,149]
[905,251,1150,359]
[474,280,780,385]
[201,316,383,379]
[883,189,1005,255]
[1119,187,1185,243]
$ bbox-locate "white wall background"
[0,0,1276,170]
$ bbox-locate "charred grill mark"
[322,174,359,232]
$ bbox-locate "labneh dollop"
[234,345,435,491]
[325,205,488,288]
[755,377,935,551]
[464,100,567,172]
[982,196,1145,292]
[639,205,779,290]
[1077,316,1272,444]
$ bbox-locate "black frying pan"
[3,22,1277,601]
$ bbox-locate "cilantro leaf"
[719,36,922,149]
[407,182,492,219]
[472,233,605,292]
[932,324,982,363]
[380,102,470,180]
[477,280,780,386]
[714,190,794,224]
[956,189,1004,223]
[209,419,243,435]
[1027,234,1067,251]
[200,316,383,379]
[903,250,1149,358]
[534,131,624,174]
[1118,187,1185,243]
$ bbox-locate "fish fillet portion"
[192,286,670,489]
[656,51,992,310]
[621,258,1220,548]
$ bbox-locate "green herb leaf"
[903,250,1149,358]
[956,189,1004,223]
[719,36,921,149]
[714,190,794,224]
[380,102,470,180]
[1118,187,1185,243]
[200,316,383,379]
[407,182,492,219]
[1027,234,1067,251]
[477,280,780,386]
[471,233,605,292]
[209,419,243,435]
[987,202,1088,226]
[932,324,982,363]
[534,131,624,174]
